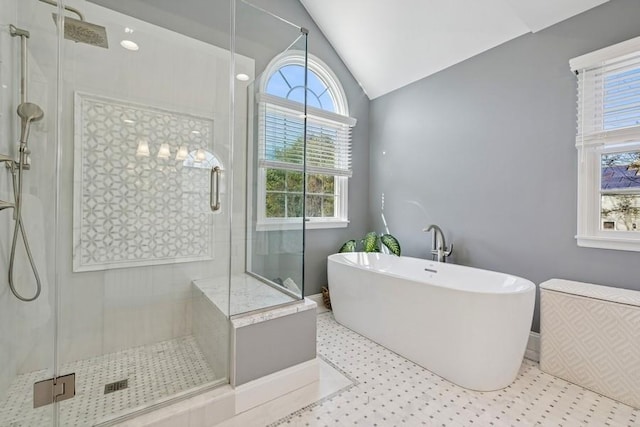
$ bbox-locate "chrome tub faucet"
[423,224,453,263]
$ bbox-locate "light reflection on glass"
[135,139,150,157]
[157,143,171,159]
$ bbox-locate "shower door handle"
[210,166,221,212]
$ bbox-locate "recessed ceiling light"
[120,40,139,51]
[124,27,135,34]
[236,73,250,81]
[191,130,201,135]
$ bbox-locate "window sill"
[576,235,640,252]
[256,219,349,231]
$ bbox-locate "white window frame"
[255,51,355,231]
[572,36,640,252]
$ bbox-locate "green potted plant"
[338,231,401,256]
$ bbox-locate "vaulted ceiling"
[300,0,610,99]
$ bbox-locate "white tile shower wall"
[8,0,256,370]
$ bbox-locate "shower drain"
[104,379,128,394]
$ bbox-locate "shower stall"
[0,0,308,425]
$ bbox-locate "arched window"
[257,51,356,229]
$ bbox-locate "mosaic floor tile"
[0,336,216,426]
[272,313,639,427]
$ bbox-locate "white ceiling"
[300,0,609,99]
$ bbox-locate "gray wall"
[369,0,640,332]
[90,0,370,296]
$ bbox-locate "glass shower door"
[52,0,233,425]
[0,0,61,425]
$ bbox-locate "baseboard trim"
[235,358,320,414]
[307,293,330,314]
[525,331,540,362]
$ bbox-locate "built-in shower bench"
[191,276,317,395]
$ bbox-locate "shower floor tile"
[0,335,217,427]
[270,313,639,426]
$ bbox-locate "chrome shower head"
[52,14,109,49]
[17,102,44,144]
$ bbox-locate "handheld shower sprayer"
[17,102,44,145]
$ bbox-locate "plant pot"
[321,286,332,310]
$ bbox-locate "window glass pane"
[266,65,337,112]
[286,86,306,104]
[601,151,640,190]
[287,194,303,217]
[318,92,335,112]
[307,134,336,168]
[307,174,324,193]
[306,195,323,217]
[604,68,640,130]
[266,193,285,218]
[601,194,640,231]
[266,72,290,98]
[307,70,327,99]
[266,121,304,164]
[266,168,286,191]
[306,92,322,109]
[322,196,335,217]
[279,65,305,89]
[286,171,303,192]
[323,176,335,194]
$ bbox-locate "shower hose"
[8,148,42,302]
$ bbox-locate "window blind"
[257,93,355,177]
[572,39,640,147]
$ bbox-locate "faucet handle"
[444,243,453,256]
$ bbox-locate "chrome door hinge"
[33,373,75,408]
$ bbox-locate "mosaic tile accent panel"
[73,92,217,271]
[540,284,640,409]
[0,336,218,427]
[271,313,639,426]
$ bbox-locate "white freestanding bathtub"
[327,252,535,391]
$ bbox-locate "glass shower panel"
[53,0,233,424]
[0,0,60,425]
[234,0,307,316]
